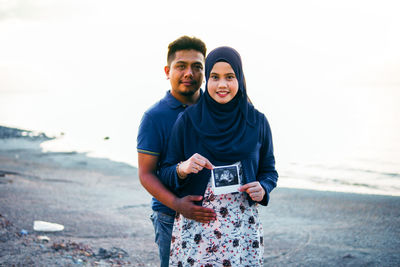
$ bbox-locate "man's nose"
[184,67,194,77]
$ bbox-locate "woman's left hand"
[238,182,265,202]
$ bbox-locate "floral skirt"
[169,181,264,267]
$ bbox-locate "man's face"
[165,49,205,96]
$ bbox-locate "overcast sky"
[1,0,399,166]
[1,0,399,94]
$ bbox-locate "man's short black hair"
[167,36,206,66]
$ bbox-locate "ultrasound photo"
[213,166,239,187]
[211,163,241,194]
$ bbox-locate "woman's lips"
[217,91,229,97]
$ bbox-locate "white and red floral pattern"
[169,181,264,267]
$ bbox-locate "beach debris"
[50,240,131,265]
[343,254,355,259]
[0,214,19,242]
[33,220,64,232]
[20,229,29,236]
[74,258,84,265]
[0,214,12,229]
[96,247,129,259]
[51,240,94,257]
[37,235,50,243]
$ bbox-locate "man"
[137,36,216,267]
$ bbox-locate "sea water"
[1,85,399,197]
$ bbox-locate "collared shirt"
[137,90,201,215]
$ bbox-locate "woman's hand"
[238,182,265,202]
[177,153,213,179]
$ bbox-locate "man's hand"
[238,182,265,202]
[174,195,216,223]
[178,153,213,179]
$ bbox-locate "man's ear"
[164,66,170,80]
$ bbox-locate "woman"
[161,46,278,266]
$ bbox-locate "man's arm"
[138,153,215,223]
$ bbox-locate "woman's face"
[207,62,239,104]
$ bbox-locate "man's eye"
[177,65,185,69]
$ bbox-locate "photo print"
[211,162,241,195]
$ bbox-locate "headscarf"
[185,46,259,163]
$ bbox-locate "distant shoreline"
[1,124,399,198]
[0,125,52,140]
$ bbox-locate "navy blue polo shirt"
[137,90,200,215]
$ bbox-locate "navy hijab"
[186,46,259,163]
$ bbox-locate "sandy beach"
[0,126,399,266]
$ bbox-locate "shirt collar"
[164,89,203,109]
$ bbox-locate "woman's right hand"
[177,153,213,179]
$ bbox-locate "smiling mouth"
[216,91,229,97]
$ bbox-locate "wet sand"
[0,127,399,266]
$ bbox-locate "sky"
[1,0,399,92]
[0,0,399,168]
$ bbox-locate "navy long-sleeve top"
[160,110,278,206]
